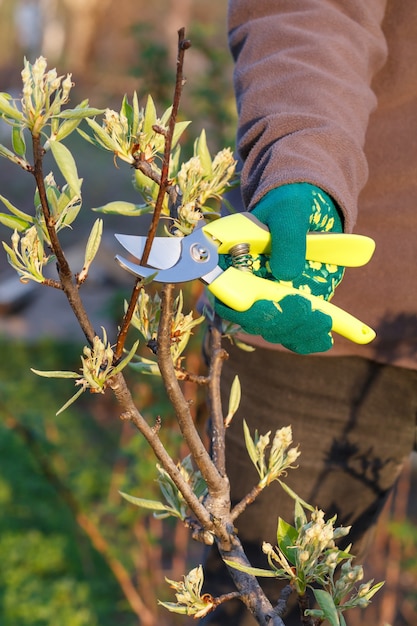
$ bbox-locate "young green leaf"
[129,357,161,376]
[225,375,241,427]
[55,117,84,142]
[160,105,172,127]
[119,491,178,517]
[294,498,308,530]
[0,213,31,231]
[276,517,298,565]
[313,589,340,626]
[278,480,315,512]
[132,91,140,136]
[49,140,81,196]
[55,185,81,225]
[56,386,85,416]
[223,559,278,578]
[0,143,30,169]
[157,602,189,616]
[3,198,33,225]
[77,127,105,150]
[243,419,260,470]
[171,120,192,149]
[84,218,102,268]
[84,118,119,151]
[0,94,24,121]
[92,200,152,216]
[120,94,133,131]
[55,105,104,119]
[361,581,385,601]
[111,340,140,376]
[46,185,59,216]
[12,126,26,157]
[195,129,212,175]
[143,94,157,136]
[31,369,79,379]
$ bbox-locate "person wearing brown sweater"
[203,1,417,624]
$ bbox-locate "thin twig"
[231,484,264,522]
[139,28,190,266]
[207,324,229,477]
[114,279,143,361]
[133,160,180,211]
[174,366,210,384]
[213,591,242,607]
[275,585,293,618]
[42,277,63,290]
[114,29,190,362]
[133,160,163,186]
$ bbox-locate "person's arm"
[214,1,387,353]
[228,0,388,232]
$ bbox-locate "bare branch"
[114,278,143,361]
[156,286,226,491]
[156,284,234,548]
[217,535,286,626]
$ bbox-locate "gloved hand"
[215,183,345,354]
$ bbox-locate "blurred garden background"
[0,1,416,625]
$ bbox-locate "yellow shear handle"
[209,267,376,345]
[203,213,375,267]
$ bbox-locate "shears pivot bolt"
[190,243,210,263]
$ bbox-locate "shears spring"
[229,242,253,272]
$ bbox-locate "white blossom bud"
[262,542,274,555]
[299,550,310,563]
[61,74,73,101]
[31,57,47,84]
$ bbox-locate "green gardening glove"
[215,183,345,354]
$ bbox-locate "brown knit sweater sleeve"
[228,0,388,231]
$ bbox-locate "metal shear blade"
[115,233,181,270]
[115,227,219,283]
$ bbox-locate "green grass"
[0,338,182,625]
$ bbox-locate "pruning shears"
[114,212,376,344]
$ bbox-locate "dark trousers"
[202,347,417,625]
